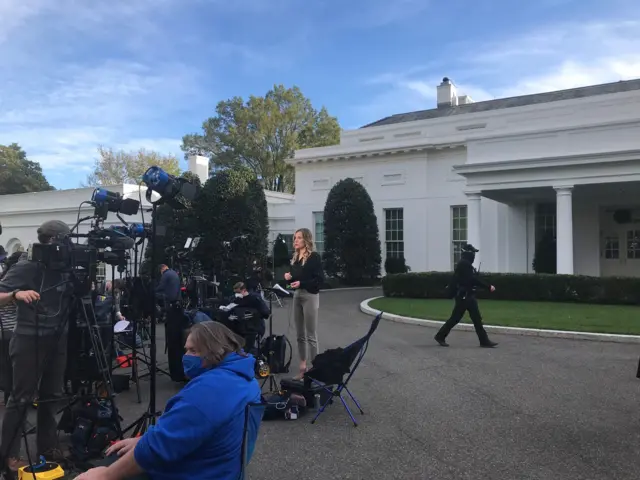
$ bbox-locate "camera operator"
[156,264,186,382]
[0,220,72,475]
[154,264,180,305]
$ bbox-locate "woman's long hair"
[188,321,246,368]
[291,228,315,266]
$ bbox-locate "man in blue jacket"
[75,321,262,480]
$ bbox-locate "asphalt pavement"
[3,288,640,479]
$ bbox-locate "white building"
[3,77,640,278]
[289,77,640,277]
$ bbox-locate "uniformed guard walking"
[434,244,498,348]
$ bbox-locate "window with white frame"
[384,208,404,259]
[535,203,556,241]
[451,206,467,266]
[313,212,324,256]
[627,230,640,259]
[603,236,619,259]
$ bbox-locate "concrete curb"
[322,286,381,293]
[359,297,640,345]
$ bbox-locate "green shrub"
[323,178,381,286]
[382,272,640,305]
[384,256,410,274]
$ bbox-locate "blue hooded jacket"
[134,352,262,480]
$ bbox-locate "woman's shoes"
[293,365,308,380]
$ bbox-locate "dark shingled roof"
[361,78,640,128]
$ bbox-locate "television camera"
[28,188,143,293]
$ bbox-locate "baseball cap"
[37,220,71,240]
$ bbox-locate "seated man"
[232,282,270,320]
[75,321,262,480]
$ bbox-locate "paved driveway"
[3,288,639,479]
[249,288,640,480]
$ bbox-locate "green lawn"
[368,297,640,335]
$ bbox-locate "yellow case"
[18,462,65,480]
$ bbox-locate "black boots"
[434,334,449,347]
[434,334,498,348]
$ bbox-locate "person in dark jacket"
[434,244,498,348]
[284,228,324,379]
[0,220,73,475]
[155,265,181,303]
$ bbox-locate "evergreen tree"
[323,178,381,285]
[194,167,269,279]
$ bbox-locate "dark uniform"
[434,244,498,348]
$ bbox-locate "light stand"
[121,167,197,436]
[122,203,162,436]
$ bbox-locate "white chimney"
[457,95,474,105]
[437,77,457,108]
[187,155,209,183]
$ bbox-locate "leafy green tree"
[323,178,381,285]
[0,143,54,195]
[193,167,269,280]
[181,85,340,193]
[85,146,181,186]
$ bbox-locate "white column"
[466,192,482,264]
[555,186,574,274]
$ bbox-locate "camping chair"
[239,401,266,480]
[304,312,382,427]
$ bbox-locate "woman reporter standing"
[285,228,324,379]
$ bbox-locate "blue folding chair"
[304,312,382,427]
[239,401,266,479]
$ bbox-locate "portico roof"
[454,149,640,192]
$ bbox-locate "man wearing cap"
[0,220,73,474]
[434,243,498,348]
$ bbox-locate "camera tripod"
[1,286,122,478]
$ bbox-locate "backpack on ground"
[260,335,292,374]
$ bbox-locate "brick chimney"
[437,77,457,108]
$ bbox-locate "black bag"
[260,335,292,374]
[59,398,120,461]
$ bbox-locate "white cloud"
[0,0,206,185]
[356,19,640,124]
[0,59,197,173]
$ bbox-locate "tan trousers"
[293,289,319,362]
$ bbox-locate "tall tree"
[85,146,181,186]
[181,85,340,193]
[193,167,269,285]
[323,178,381,286]
[0,143,54,195]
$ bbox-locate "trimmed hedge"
[382,272,640,306]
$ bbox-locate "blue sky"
[1,0,639,190]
